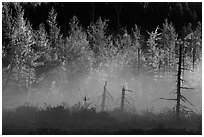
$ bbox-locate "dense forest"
[2,2,202,135]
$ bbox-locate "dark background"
[22,2,202,37]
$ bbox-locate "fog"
[2,61,202,114]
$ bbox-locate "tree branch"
[180,95,193,106]
[180,86,194,90]
[153,98,177,102]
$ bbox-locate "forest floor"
[2,104,202,135]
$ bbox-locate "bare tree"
[120,86,134,111]
[157,39,195,120]
[99,81,114,111]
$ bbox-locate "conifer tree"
[47,7,63,62]
[11,8,43,94]
[161,19,177,74]
[146,26,162,76]
[65,16,93,74]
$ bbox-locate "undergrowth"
[2,102,202,135]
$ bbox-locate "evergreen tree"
[146,26,162,76]
[161,19,178,74]
[183,22,202,70]
[11,8,43,94]
[2,3,16,92]
[131,24,144,75]
[87,17,109,63]
[65,16,93,75]
[47,7,63,62]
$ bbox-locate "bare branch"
[180,95,193,106]
[169,89,177,95]
[125,89,134,92]
[180,79,188,84]
[107,91,114,103]
[180,87,194,90]
[125,94,135,103]
[180,104,194,113]
[153,98,177,102]
[124,99,135,109]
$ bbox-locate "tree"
[65,16,93,76]
[33,23,52,78]
[131,24,143,75]
[87,17,109,59]
[175,39,194,119]
[47,7,63,62]
[2,3,15,60]
[182,22,202,70]
[120,85,134,112]
[11,8,43,95]
[160,19,178,74]
[99,81,114,111]
[158,39,195,120]
[146,26,162,76]
[2,3,16,92]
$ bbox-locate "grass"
[2,102,202,135]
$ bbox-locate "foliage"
[160,19,178,73]
[65,16,93,74]
[146,26,162,75]
[11,8,43,93]
[47,7,63,62]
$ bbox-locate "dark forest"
[2,2,202,135]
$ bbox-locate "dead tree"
[176,40,182,119]
[120,86,134,111]
[99,81,114,111]
[157,40,195,120]
[176,40,195,119]
[101,81,107,111]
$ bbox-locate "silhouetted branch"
[107,91,114,103]
[154,98,177,102]
[169,89,177,95]
[180,86,194,90]
[180,95,193,106]
[180,104,194,113]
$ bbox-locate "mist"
[3,60,202,114]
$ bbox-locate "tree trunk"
[101,81,107,111]
[120,86,125,111]
[192,46,195,70]
[28,67,31,96]
[176,43,182,119]
[2,63,13,92]
[138,48,140,75]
